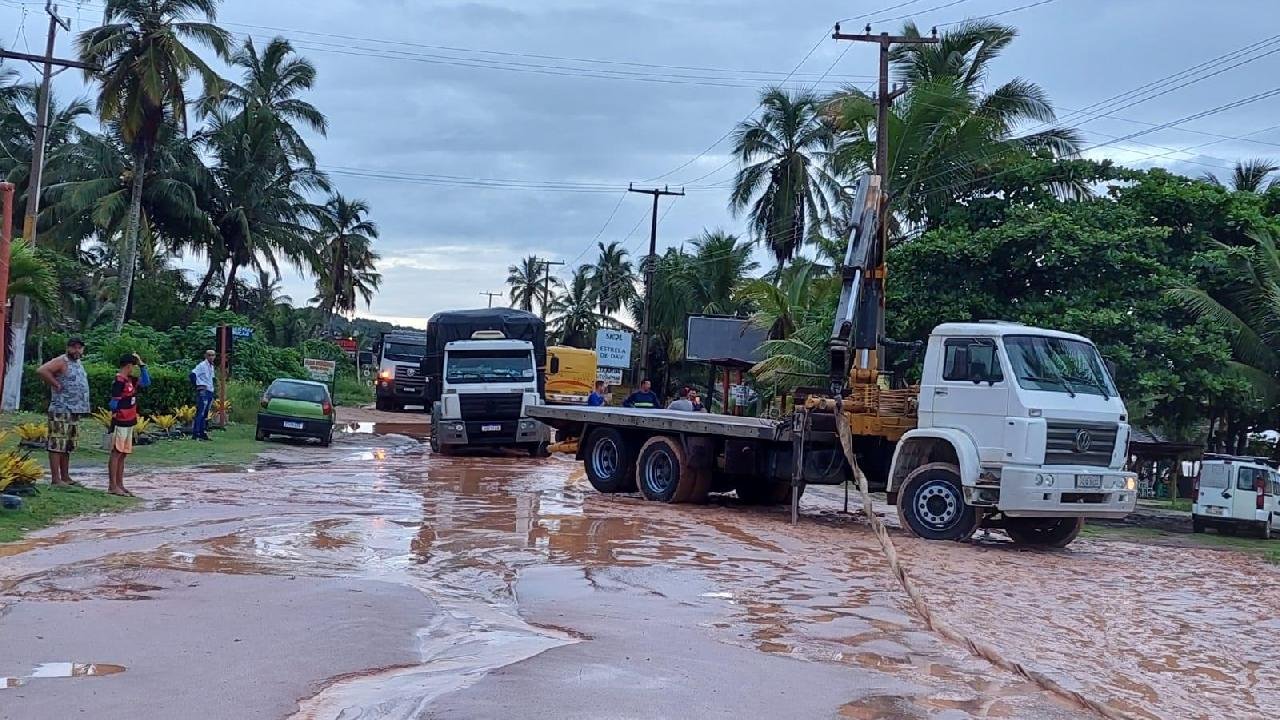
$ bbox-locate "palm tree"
[549,266,602,347]
[200,108,326,310]
[63,275,117,333]
[6,239,58,312]
[684,230,758,315]
[0,89,92,233]
[203,36,327,166]
[1201,159,1278,193]
[827,20,1081,231]
[507,255,556,314]
[313,194,380,321]
[730,88,839,266]
[246,269,291,315]
[738,258,836,340]
[77,0,231,330]
[592,240,636,316]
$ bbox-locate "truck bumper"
[995,465,1138,518]
[437,418,550,447]
[376,379,426,402]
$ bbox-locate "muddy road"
[1,425,1276,720]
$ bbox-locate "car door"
[1195,462,1233,519]
[1232,465,1265,523]
[927,337,1010,464]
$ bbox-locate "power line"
[938,0,1058,26]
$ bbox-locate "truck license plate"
[481,424,501,432]
[283,421,304,430]
[1206,506,1225,516]
[1076,474,1103,489]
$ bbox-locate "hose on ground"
[834,416,1135,720]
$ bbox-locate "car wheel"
[255,428,267,442]
[1260,519,1272,540]
[896,463,978,542]
[583,428,636,493]
[320,431,333,448]
[1005,517,1086,548]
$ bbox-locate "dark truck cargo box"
[422,308,547,404]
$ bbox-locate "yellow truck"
[545,346,598,405]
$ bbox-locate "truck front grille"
[1045,422,1117,467]
[394,366,425,388]
[459,393,523,421]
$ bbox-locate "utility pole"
[538,259,564,320]
[832,24,938,375]
[1,3,89,411]
[480,291,502,308]
[627,183,684,383]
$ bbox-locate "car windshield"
[383,341,425,362]
[1004,335,1117,397]
[267,381,328,403]
[446,349,535,384]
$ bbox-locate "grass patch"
[1087,523,1280,564]
[335,375,373,407]
[0,485,138,544]
[73,423,263,469]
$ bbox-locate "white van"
[1192,456,1280,539]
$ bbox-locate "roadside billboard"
[303,358,337,383]
[595,329,633,369]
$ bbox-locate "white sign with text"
[595,329,633,369]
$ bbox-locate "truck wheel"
[735,480,801,505]
[637,436,696,503]
[1192,516,1205,534]
[376,397,391,412]
[896,463,978,542]
[1005,517,1085,548]
[583,428,636,493]
[528,442,550,458]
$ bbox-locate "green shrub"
[334,375,372,407]
[227,381,264,425]
[21,363,193,415]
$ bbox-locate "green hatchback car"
[256,379,335,446]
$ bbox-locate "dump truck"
[529,176,1136,546]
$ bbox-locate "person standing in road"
[36,337,90,487]
[107,353,150,497]
[588,381,608,407]
[191,349,216,441]
[667,387,695,412]
[621,379,660,409]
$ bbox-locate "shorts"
[47,412,79,454]
[110,426,135,455]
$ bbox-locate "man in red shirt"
[107,353,150,497]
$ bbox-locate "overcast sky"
[3,0,1279,328]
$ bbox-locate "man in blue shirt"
[588,381,608,407]
[622,379,660,409]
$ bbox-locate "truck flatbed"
[527,405,785,441]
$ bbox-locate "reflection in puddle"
[0,662,126,690]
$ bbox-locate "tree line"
[511,20,1280,450]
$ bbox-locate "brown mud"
[0,429,1275,719]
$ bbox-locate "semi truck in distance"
[424,308,551,455]
[375,330,428,411]
[545,346,599,405]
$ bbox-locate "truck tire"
[1005,517,1085,548]
[896,463,978,542]
[1192,515,1205,534]
[735,480,802,505]
[376,397,391,412]
[528,442,550,458]
[583,428,636,493]
[636,436,697,503]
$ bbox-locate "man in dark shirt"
[622,379,660,409]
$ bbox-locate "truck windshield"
[446,349,535,384]
[1004,335,1117,398]
[383,341,425,362]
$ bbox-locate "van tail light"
[322,401,333,416]
[1192,475,1200,497]
[1256,475,1266,510]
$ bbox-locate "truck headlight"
[453,423,465,432]
[1125,477,1136,491]
[1035,473,1056,487]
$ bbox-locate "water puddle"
[0,662,126,689]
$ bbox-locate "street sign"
[595,329,633,369]
[336,337,357,359]
[207,326,254,339]
[596,367,623,385]
[303,358,337,383]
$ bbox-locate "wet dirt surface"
[0,426,1276,719]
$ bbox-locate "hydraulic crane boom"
[829,175,884,394]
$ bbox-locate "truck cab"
[430,334,550,455]
[375,331,427,412]
[545,346,599,405]
[888,322,1137,545]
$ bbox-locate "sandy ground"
[1,427,1277,720]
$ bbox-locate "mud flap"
[682,436,715,504]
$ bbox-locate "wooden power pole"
[831,24,938,369]
[627,184,684,383]
[539,259,564,320]
[480,291,502,308]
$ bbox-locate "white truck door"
[925,337,1010,465]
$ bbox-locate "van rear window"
[1199,464,1230,489]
